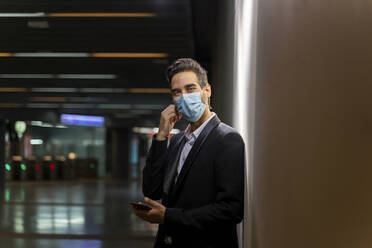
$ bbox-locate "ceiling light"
[0,74,54,79]
[0,53,12,57]
[127,88,170,93]
[31,88,78,93]
[0,103,24,108]
[13,52,90,57]
[133,104,167,110]
[30,121,43,126]
[41,123,54,128]
[30,97,67,102]
[70,97,107,102]
[27,103,59,108]
[0,12,45,17]
[30,139,43,145]
[55,124,68,129]
[0,74,117,79]
[47,13,156,17]
[57,74,117,79]
[62,104,95,108]
[97,104,131,109]
[0,12,156,18]
[80,88,125,93]
[0,52,168,59]
[0,88,27,92]
[92,52,168,58]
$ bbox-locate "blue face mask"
[175,92,206,122]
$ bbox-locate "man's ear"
[205,83,212,98]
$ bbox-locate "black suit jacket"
[143,115,245,248]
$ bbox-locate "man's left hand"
[132,197,166,224]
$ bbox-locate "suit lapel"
[163,134,186,197]
[171,115,221,198]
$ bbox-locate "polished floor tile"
[0,179,156,248]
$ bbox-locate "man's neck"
[189,108,213,132]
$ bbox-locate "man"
[132,58,245,248]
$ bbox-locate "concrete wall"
[253,1,372,247]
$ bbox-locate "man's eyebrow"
[171,83,197,92]
[184,83,198,88]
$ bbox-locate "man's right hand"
[156,105,181,141]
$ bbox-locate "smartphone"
[130,202,152,211]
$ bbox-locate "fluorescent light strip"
[31,88,78,93]
[127,88,170,93]
[13,52,89,57]
[70,97,106,102]
[0,74,117,79]
[97,104,131,109]
[0,52,168,58]
[0,87,169,94]
[0,53,12,57]
[0,12,45,17]
[48,13,156,17]
[62,104,95,108]
[0,12,155,18]
[0,88,27,92]
[30,97,67,102]
[0,74,54,79]
[30,121,43,126]
[0,103,24,108]
[133,104,166,110]
[80,88,125,93]
[41,123,53,128]
[58,74,117,79]
[27,103,59,108]
[55,124,68,128]
[92,53,168,58]
[30,139,43,145]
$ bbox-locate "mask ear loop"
[201,84,212,111]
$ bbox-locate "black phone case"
[130,202,152,210]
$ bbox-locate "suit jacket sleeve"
[142,136,169,200]
[164,132,245,230]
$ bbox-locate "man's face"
[170,71,211,105]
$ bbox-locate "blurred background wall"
[252,0,372,247]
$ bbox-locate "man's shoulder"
[215,122,239,135]
[214,122,244,144]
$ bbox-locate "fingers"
[144,197,161,208]
[165,112,177,120]
[132,208,149,220]
[157,105,179,140]
[161,105,177,120]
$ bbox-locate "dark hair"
[166,58,208,88]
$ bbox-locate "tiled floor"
[0,179,156,248]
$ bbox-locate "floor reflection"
[0,179,155,248]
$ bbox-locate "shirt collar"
[184,112,216,143]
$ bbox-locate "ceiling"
[0,0,216,127]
